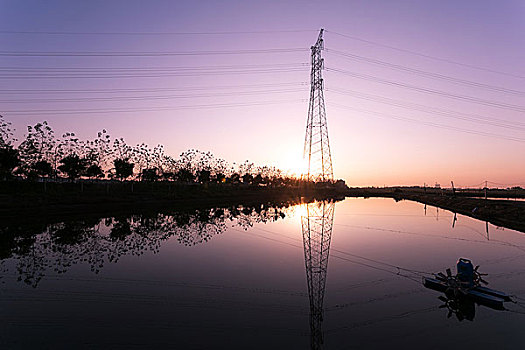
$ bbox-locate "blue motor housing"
[457,258,474,286]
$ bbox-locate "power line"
[325,30,525,80]
[330,102,525,143]
[0,29,316,36]
[326,67,525,112]
[0,87,306,103]
[0,62,308,72]
[0,67,308,79]
[0,81,308,94]
[487,181,525,187]
[0,47,308,57]
[2,99,306,116]
[327,87,525,131]
[325,48,524,95]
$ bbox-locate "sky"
[0,0,524,187]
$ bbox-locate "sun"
[279,152,308,178]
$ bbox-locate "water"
[1,198,525,349]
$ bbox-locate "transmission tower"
[304,29,334,182]
[301,200,335,349]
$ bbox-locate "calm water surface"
[1,198,525,349]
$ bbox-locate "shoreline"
[346,187,525,234]
[2,182,523,234]
[0,181,346,219]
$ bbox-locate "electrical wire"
[0,88,306,103]
[326,87,525,131]
[325,48,524,95]
[330,102,525,143]
[326,67,525,112]
[0,67,309,79]
[0,48,308,57]
[0,29,316,36]
[2,99,306,116]
[325,30,525,80]
[0,62,308,72]
[0,81,308,94]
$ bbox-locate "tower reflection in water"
[301,200,335,350]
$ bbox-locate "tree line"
[0,114,302,186]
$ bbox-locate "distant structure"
[304,29,334,182]
[302,201,335,349]
[302,30,337,350]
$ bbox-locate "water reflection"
[2,197,525,348]
[0,201,295,287]
[437,294,476,321]
[302,200,335,350]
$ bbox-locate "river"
[1,197,524,349]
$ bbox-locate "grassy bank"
[0,181,346,218]
[346,187,525,233]
[346,186,525,199]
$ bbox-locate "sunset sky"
[1,1,524,187]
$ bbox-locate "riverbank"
[346,187,525,233]
[0,181,346,219]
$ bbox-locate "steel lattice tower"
[304,29,333,182]
[301,201,335,349]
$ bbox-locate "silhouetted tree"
[197,169,211,183]
[161,171,175,181]
[242,173,254,184]
[0,146,19,179]
[0,114,17,148]
[214,173,226,183]
[33,160,53,178]
[141,168,159,182]
[58,154,88,180]
[228,172,241,184]
[0,115,19,179]
[18,121,56,179]
[93,129,112,170]
[176,168,194,183]
[1,115,304,186]
[85,164,104,179]
[253,174,264,185]
[113,158,134,180]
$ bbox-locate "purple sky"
[1,0,524,186]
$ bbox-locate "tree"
[93,129,111,170]
[197,169,211,183]
[58,154,88,180]
[18,121,56,179]
[0,114,17,148]
[141,168,159,182]
[33,160,53,178]
[176,168,194,183]
[0,115,19,179]
[253,174,264,185]
[227,173,240,184]
[112,138,134,180]
[113,158,134,180]
[0,146,19,179]
[214,173,226,183]
[242,173,253,184]
[132,143,151,178]
[85,164,104,179]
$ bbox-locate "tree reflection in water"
[0,201,295,288]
